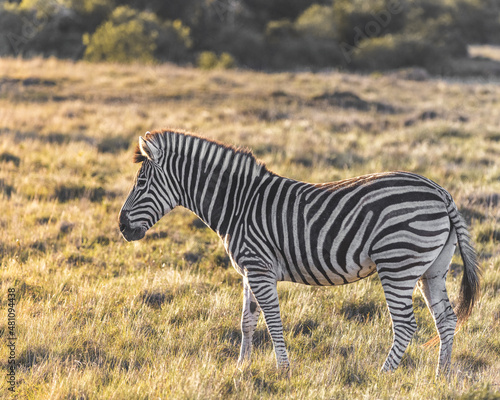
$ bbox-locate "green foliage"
[17,0,63,16]
[265,19,296,41]
[264,17,344,69]
[153,18,192,63]
[83,6,159,63]
[197,51,236,70]
[2,0,500,70]
[350,34,446,71]
[404,6,468,58]
[452,0,500,43]
[65,0,115,15]
[333,0,407,46]
[218,52,236,69]
[197,51,219,70]
[64,0,115,31]
[295,4,336,39]
[0,2,83,58]
[82,5,192,64]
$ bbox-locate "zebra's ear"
[139,136,161,163]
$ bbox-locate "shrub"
[197,51,236,70]
[0,2,83,58]
[218,52,236,69]
[83,6,159,63]
[197,51,218,70]
[294,4,336,39]
[156,19,192,62]
[333,0,407,46]
[210,26,265,69]
[267,36,345,69]
[265,18,344,69]
[350,34,446,71]
[64,0,115,31]
[0,7,23,56]
[265,19,297,41]
[452,0,500,43]
[83,6,192,64]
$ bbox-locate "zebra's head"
[119,132,180,241]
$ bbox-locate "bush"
[0,6,23,56]
[350,34,447,71]
[209,26,265,69]
[218,52,236,69]
[267,36,345,69]
[264,17,344,69]
[0,2,83,58]
[197,51,236,70]
[83,5,192,64]
[64,0,115,31]
[2,0,499,70]
[294,4,336,39]
[156,19,192,62]
[197,51,218,69]
[452,0,500,43]
[265,19,297,41]
[83,6,158,63]
[333,0,407,46]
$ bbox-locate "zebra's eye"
[136,177,148,189]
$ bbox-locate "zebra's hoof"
[236,358,251,372]
[277,363,291,379]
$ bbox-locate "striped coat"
[119,129,480,375]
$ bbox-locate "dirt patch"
[310,90,398,114]
[53,184,107,203]
[0,152,20,167]
[0,77,57,87]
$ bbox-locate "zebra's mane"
[133,128,264,169]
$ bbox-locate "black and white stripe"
[119,129,480,375]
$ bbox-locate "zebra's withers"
[119,128,480,375]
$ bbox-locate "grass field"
[0,57,499,399]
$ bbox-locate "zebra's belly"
[278,254,377,286]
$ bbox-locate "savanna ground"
[0,57,499,399]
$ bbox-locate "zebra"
[119,128,480,375]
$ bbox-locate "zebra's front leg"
[238,276,261,367]
[246,273,290,372]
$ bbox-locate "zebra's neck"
[165,132,269,235]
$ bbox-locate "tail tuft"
[448,200,481,331]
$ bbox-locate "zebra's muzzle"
[119,211,146,241]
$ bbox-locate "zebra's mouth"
[120,225,146,241]
[119,210,147,241]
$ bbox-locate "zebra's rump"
[249,171,452,286]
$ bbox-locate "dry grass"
[469,45,500,62]
[0,58,499,399]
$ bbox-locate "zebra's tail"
[448,199,481,330]
[424,195,481,347]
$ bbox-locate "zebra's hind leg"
[238,276,261,368]
[378,274,419,372]
[418,228,458,375]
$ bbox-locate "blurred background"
[1,0,500,74]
